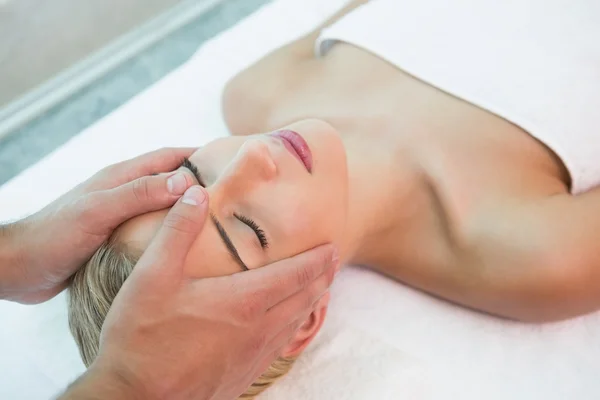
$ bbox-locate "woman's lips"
[269,130,313,173]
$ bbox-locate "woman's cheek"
[292,211,336,250]
[278,211,316,250]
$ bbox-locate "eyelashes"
[181,157,206,187]
[235,213,269,249]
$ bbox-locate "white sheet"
[1,0,599,399]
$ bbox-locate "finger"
[229,244,337,311]
[260,291,330,367]
[104,147,197,185]
[252,315,307,380]
[12,284,68,305]
[265,265,334,325]
[258,294,330,370]
[86,171,194,230]
[255,343,288,378]
[136,186,209,280]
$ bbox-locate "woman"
[69,0,600,397]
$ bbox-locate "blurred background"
[1,0,183,107]
[0,0,270,185]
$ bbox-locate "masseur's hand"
[1,148,195,303]
[63,186,338,400]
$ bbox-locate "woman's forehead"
[115,208,243,278]
[115,209,169,252]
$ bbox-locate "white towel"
[1,0,599,399]
[261,315,432,400]
[316,0,600,194]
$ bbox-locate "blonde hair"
[68,239,295,399]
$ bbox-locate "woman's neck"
[336,127,425,266]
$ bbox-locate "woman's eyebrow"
[211,214,249,271]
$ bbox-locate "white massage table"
[1,0,599,398]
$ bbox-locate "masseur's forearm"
[58,365,214,400]
[59,367,152,400]
[0,223,25,300]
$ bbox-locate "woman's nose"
[216,139,277,195]
[235,139,277,179]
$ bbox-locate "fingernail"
[167,172,188,195]
[182,186,207,206]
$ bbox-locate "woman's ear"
[280,292,330,358]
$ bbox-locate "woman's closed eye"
[235,213,269,249]
[180,158,268,250]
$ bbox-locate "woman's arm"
[450,188,600,322]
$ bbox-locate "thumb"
[86,172,194,232]
[135,186,209,280]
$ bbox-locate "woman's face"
[117,119,348,278]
